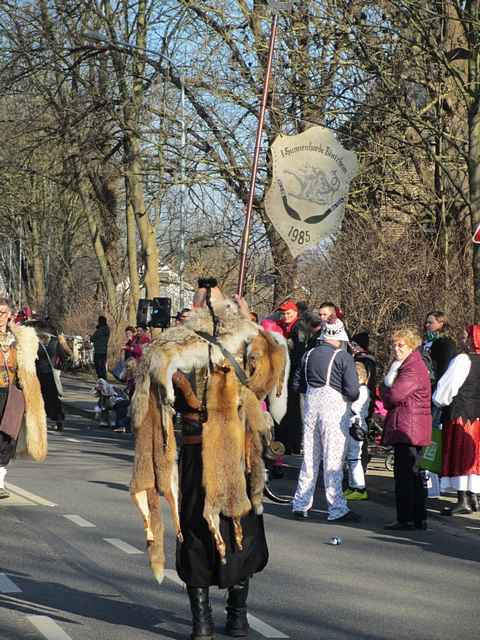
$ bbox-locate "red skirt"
[442,418,480,477]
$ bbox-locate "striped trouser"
[292,385,351,520]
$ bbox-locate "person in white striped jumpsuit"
[292,320,359,521]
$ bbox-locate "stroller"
[367,413,394,472]
[92,379,130,431]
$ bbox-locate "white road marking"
[63,514,96,528]
[248,614,289,638]
[5,483,57,507]
[0,573,22,593]
[103,538,143,554]
[154,620,190,636]
[65,438,81,443]
[27,615,73,640]
[163,570,288,637]
[382,534,430,546]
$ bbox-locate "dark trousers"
[277,388,302,454]
[114,399,130,429]
[394,444,427,525]
[94,354,107,380]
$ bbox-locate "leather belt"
[194,330,248,386]
[182,413,201,422]
[183,435,202,445]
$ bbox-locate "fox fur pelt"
[10,324,48,462]
[130,299,288,582]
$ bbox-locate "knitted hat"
[321,319,349,342]
[352,331,369,351]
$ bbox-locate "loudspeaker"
[136,299,151,327]
[150,297,171,329]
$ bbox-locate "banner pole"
[236,12,278,297]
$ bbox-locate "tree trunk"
[258,207,297,305]
[125,134,160,299]
[126,188,140,324]
[468,0,480,320]
[469,94,480,320]
[124,0,159,300]
[78,184,118,314]
[30,217,46,311]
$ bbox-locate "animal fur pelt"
[248,330,290,423]
[130,299,288,582]
[10,324,48,462]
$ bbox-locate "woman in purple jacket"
[382,327,432,530]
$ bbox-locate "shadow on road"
[88,480,130,492]
[0,573,189,640]
[80,449,134,463]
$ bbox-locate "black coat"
[430,336,457,383]
[36,337,58,375]
[176,440,268,588]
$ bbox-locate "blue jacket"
[293,342,359,402]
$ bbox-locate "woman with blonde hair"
[382,327,432,530]
[0,297,47,498]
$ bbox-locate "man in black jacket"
[91,316,110,379]
[291,319,360,522]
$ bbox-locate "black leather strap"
[194,331,249,386]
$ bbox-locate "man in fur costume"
[0,297,48,497]
[130,280,288,640]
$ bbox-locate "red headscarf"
[467,324,480,354]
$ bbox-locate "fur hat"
[321,319,349,342]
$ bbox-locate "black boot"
[225,579,249,637]
[441,491,472,516]
[187,586,215,640]
[467,491,479,512]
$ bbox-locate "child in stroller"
[93,378,130,431]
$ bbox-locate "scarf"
[383,359,403,388]
[281,318,297,338]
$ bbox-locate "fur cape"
[10,324,48,462]
[130,299,288,583]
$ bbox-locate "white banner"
[264,127,358,257]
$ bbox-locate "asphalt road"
[1,409,480,640]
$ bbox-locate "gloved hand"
[349,418,366,442]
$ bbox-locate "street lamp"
[82,30,188,309]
